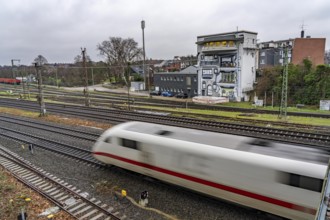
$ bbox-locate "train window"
[279,172,323,192]
[104,137,111,143]
[156,130,172,136]
[120,138,138,150]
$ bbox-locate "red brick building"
[292,38,326,65]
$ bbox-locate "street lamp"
[141,20,147,90]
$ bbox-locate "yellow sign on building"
[205,41,235,48]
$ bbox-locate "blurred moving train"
[0,78,21,85]
[92,121,329,219]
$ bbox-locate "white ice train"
[92,121,329,219]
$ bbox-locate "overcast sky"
[1,0,329,66]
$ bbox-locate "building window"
[261,52,265,56]
[194,89,197,94]
[186,76,191,86]
[194,76,197,82]
[260,59,265,65]
[170,77,173,81]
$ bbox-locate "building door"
[207,85,212,96]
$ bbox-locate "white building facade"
[196,30,257,101]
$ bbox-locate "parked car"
[150,90,161,96]
[161,91,174,97]
[175,93,188,99]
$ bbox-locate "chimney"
[301,30,305,38]
[306,36,311,38]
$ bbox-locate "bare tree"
[74,54,91,64]
[97,37,142,82]
[34,55,48,65]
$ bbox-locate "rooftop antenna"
[300,21,307,38]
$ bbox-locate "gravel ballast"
[0,115,273,220]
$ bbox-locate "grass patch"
[139,105,330,127]
[0,107,111,130]
[0,107,39,118]
[217,101,330,114]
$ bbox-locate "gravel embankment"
[0,116,272,220]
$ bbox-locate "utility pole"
[11,59,20,91]
[279,46,289,119]
[54,63,59,88]
[81,48,90,107]
[34,62,46,116]
[127,62,131,111]
[20,66,26,99]
[91,67,94,86]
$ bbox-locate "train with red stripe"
[92,121,328,219]
[0,78,21,85]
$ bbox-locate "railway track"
[1,84,330,118]
[0,124,102,166]
[0,114,100,142]
[0,98,329,148]
[0,116,275,220]
[0,145,123,220]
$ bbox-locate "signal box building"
[196,30,258,101]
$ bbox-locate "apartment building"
[258,32,326,68]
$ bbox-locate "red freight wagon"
[0,78,21,85]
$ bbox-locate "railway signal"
[81,48,90,107]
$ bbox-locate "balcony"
[220,67,236,72]
[219,82,236,87]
